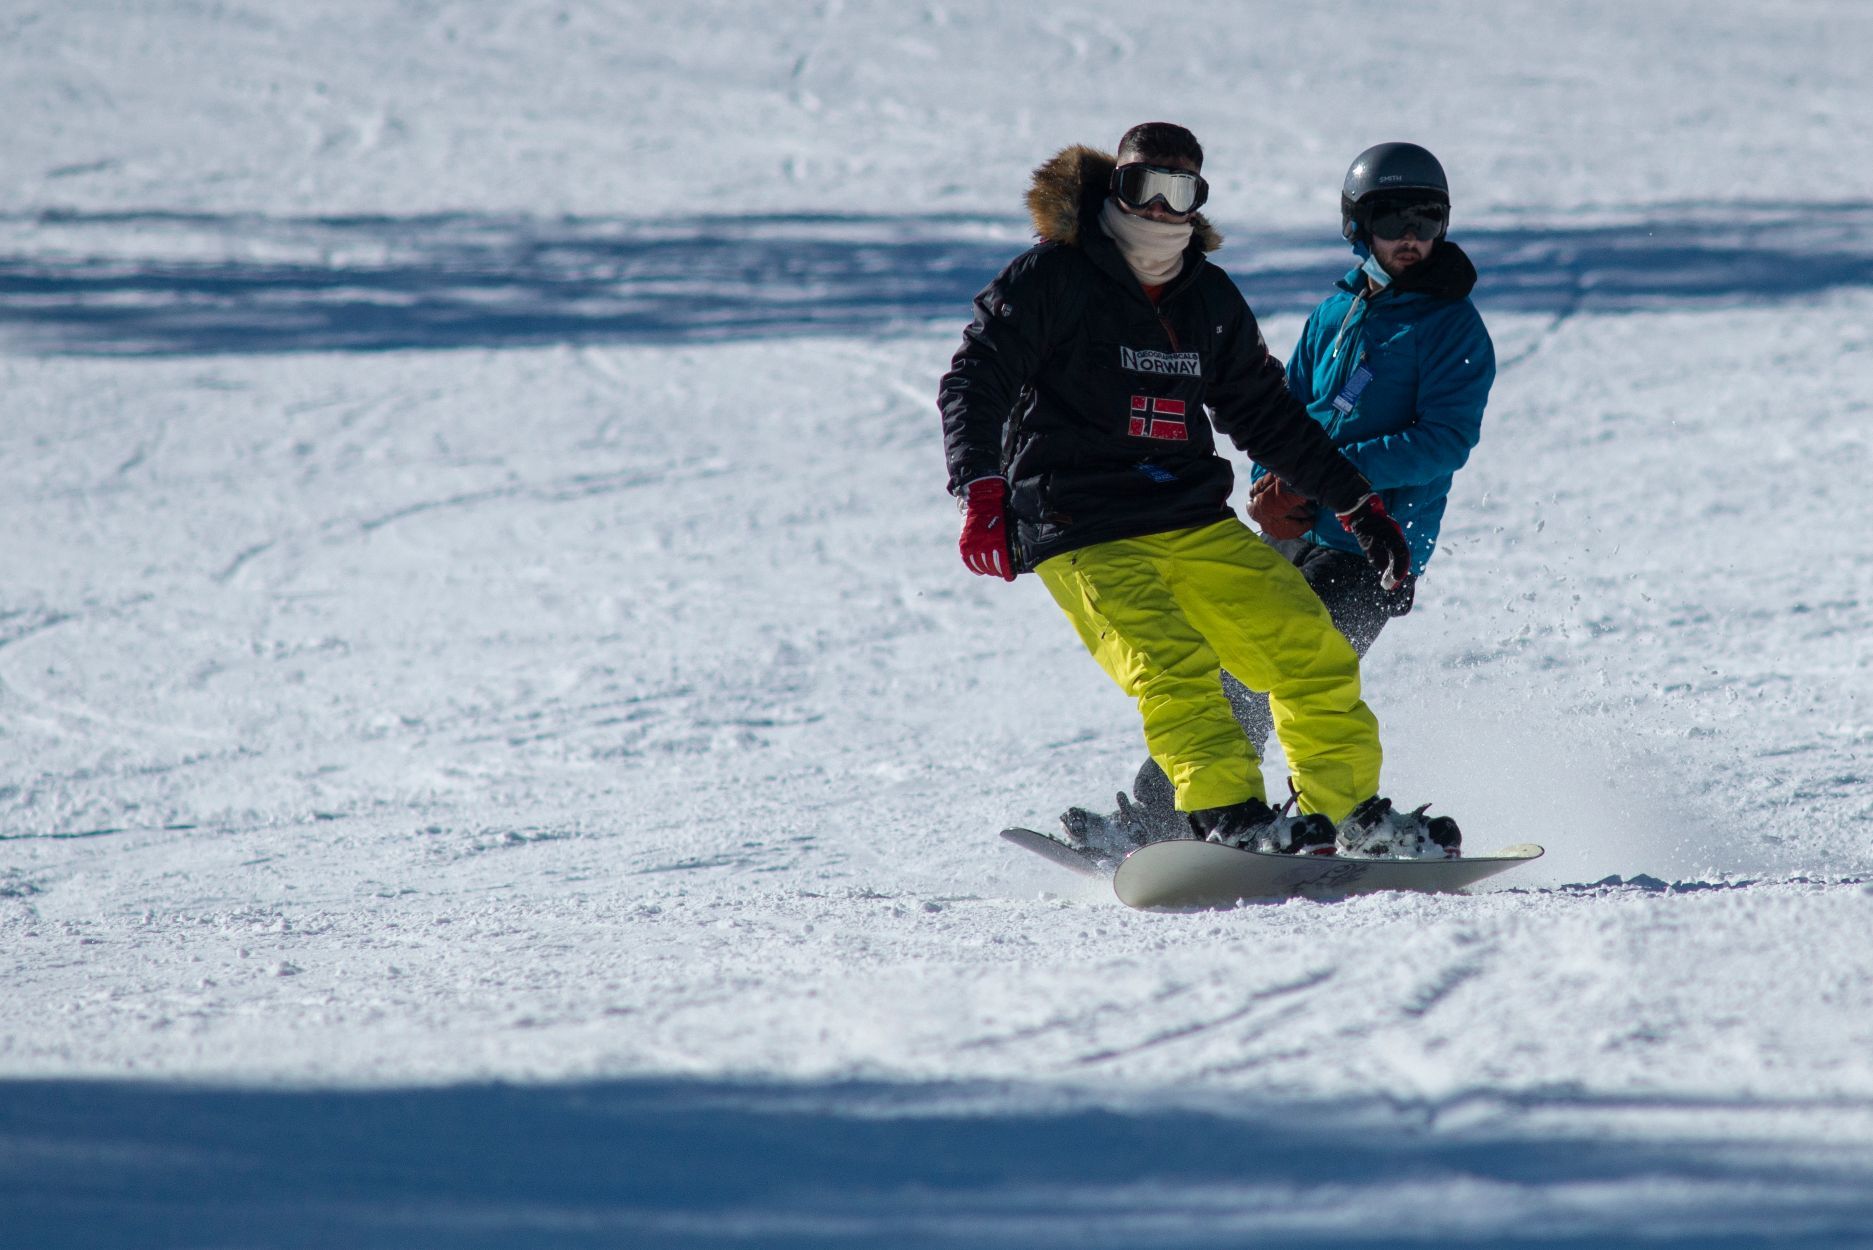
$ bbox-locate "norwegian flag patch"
[1129,395,1188,441]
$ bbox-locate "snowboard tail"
[998,826,1116,877]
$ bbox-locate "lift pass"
[1330,362,1375,415]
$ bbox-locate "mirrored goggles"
[1365,198,1448,241]
[1111,163,1209,216]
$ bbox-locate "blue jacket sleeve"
[1339,302,1495,491]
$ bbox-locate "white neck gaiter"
[1098,197,1191,288]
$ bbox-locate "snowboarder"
[1093,141,1496,856]
[938,122,1458,858]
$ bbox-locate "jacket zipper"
[1156,310,1183,352]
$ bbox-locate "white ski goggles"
[1111,163,1209,216]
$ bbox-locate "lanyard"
[1327,288,1368,362]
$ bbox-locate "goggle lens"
[1365,199,1448,241]
[1112,163,1209,216]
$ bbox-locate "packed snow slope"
[2,2,1872,1246]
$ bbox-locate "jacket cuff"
[955,473,1006,498]
[1325,478,1375,515]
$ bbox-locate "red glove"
[1247,475,1315,540]
[1337,492,1412,591]
[958,477,1016,581]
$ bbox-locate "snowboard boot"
[1126,758,1192,843]
[1059,803,1120,852]
[1190,797,1337,856]
[1333,797,1462,860]
[1058,762,1191,852]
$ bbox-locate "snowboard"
[1002,826,1543,908]
[998,826,1120,877]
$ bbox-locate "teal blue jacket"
[1251,241,1494,574]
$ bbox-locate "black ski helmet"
[1340,142,1449,243]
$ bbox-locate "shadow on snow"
[1,201,1870,356]
[4,1076,1873,1248]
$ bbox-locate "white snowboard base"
[1112,838,1544,909]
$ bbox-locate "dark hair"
[1117,122,1203,169]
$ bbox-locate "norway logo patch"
[1128,396,1188,441]
[1121,346,1202,377]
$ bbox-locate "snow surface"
[2,1,1872,1245]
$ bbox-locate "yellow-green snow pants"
[1035,517,1380,822]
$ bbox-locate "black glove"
[1337,493,1412,591]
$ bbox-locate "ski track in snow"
[2,2,1873,1245]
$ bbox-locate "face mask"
[1361,252,1394,289]
[1099,198,1192,286]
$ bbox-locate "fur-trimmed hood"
[1025,145,1222,252]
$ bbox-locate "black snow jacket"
[938,145,1374,571]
